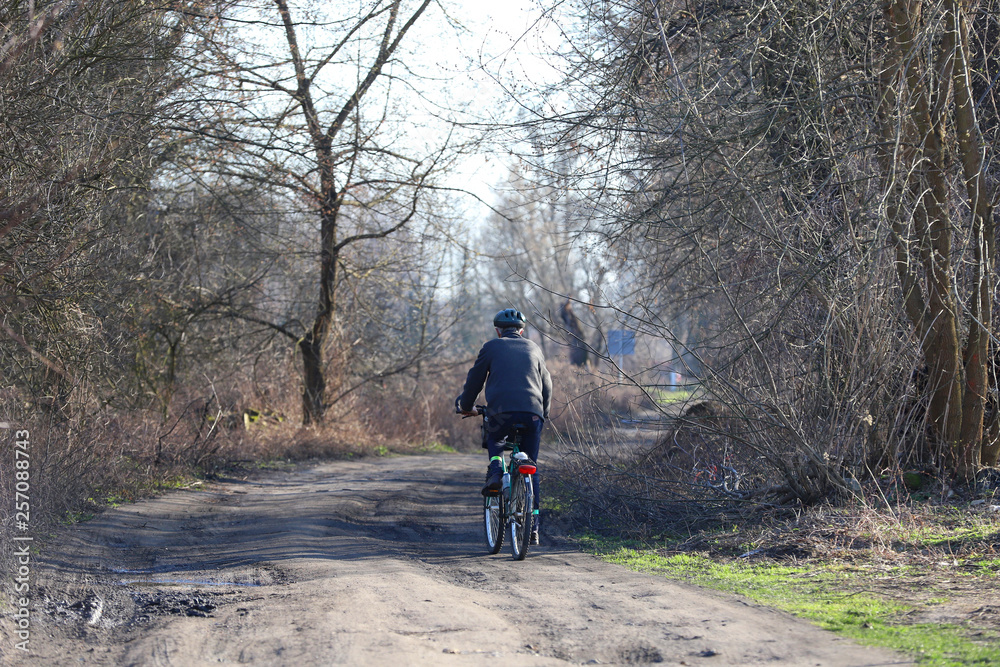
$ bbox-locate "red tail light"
[517,465,536,475]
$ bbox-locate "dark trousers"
[485,411,542,512]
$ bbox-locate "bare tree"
[177,0,462,424]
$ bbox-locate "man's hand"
[459,410,477,417]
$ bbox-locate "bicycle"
[466,406,536,560]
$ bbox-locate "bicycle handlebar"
[455,401,486,418]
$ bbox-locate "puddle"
[110,566,267,587]
[118,578,261,587]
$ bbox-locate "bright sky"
[422,0,564,214]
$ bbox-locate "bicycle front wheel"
[509,472,533,560]
[484,493,504,554]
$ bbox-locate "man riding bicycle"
[456,308,551,545]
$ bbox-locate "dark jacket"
[457,331,552,420]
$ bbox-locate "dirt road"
[12,454,910,666]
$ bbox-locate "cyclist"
[456,308,551,545]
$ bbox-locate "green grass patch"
[63,510,95,525]
[910,527,998,549]
[254,458,298,470]
[87,489,134,508]
[154,475,203,491]
[968,558,1000,576]
[417,441,458,454]
[582,537,1000,666]
[883,513,1000,563]
[649,388,694,405]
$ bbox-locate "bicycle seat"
[498,425,527,451]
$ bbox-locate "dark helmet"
[493,308,527,330]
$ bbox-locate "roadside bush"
[545,360,651,440]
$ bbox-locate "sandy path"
[10,454,910,666]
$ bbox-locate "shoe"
[529,530,540,546]
[481,462,502,496]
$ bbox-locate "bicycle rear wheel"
[509,472,533,560]
[484,493,504,554]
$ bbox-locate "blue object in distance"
[608,329,635,356]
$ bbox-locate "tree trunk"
[877,0,999,478]
[300,200,339,424]
[982,402,1000,467]
[300,333,325,425]
[561,300,588,366]
[951,0,996,479]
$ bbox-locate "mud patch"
[39,585,254,631]
[619,644,664,663]
[131,591,220,619]
[39,587,135,630]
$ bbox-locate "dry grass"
[349,358,653,455]
[352,364,481,453]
